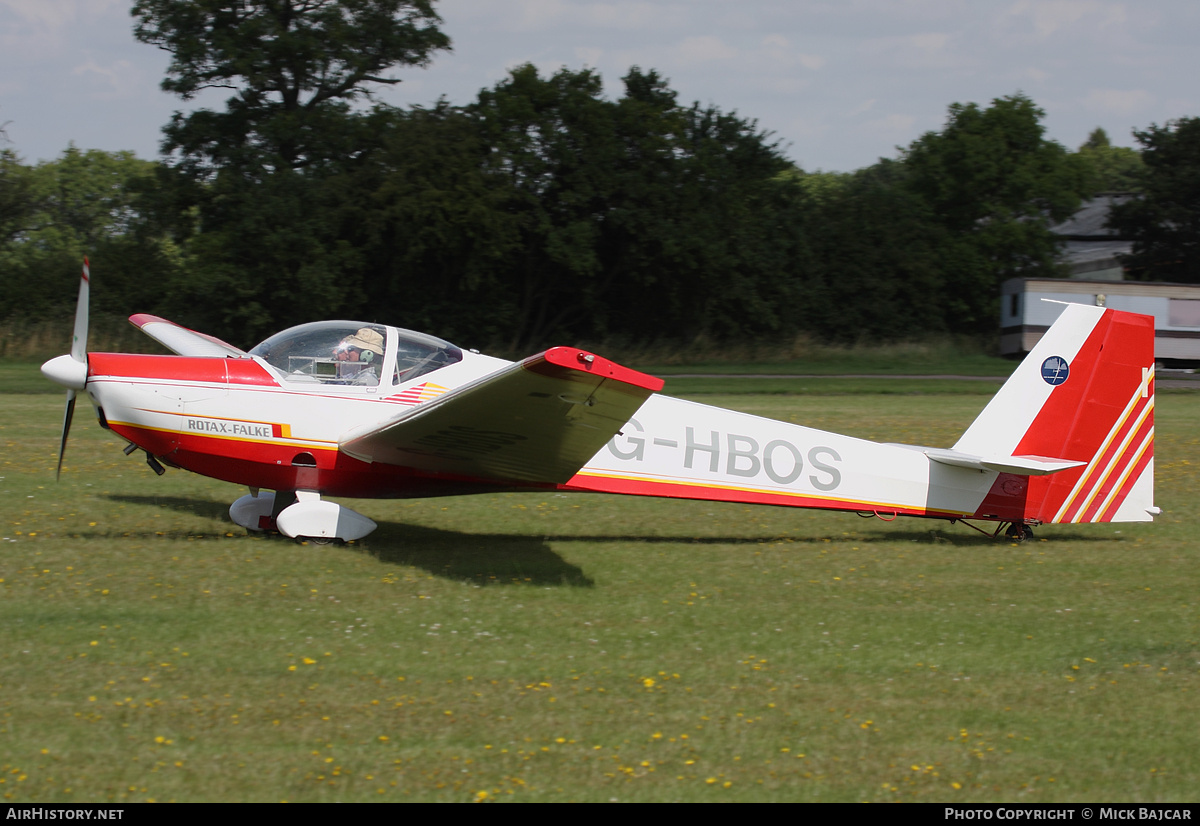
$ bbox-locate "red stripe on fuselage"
[108,421,535,499]
[563,472,966,519]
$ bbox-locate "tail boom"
[566,303,1156,528]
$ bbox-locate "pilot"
[334,328,385,385]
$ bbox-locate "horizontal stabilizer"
[924,448,1085,476]
[129,314,247,358]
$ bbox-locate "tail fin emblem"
[1040,356,1070,386]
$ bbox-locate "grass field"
[1,374,1197,803]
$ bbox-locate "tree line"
[0,1,1194,355]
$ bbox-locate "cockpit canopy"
[249,321,463,387]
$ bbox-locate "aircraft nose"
[41,354,88,391]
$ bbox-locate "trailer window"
[1169,299,1200,328]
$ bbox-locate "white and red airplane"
[42,261,1158,543]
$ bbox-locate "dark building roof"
[1050,193,1132,239]
[1050,194,1133,277]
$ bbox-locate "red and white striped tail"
[956,303,1156,523]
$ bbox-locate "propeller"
[41,259,90,480]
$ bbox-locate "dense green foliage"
[0,147,180,324]
[1107,117,1200,282]
[3,1,1191,352]
[1077,127,1145,194]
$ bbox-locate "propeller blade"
[56,390,77,481]
[46,259,90,480]
[71,258,90,364]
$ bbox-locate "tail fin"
[955,302,1156,523]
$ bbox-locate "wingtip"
[537,347,665,392]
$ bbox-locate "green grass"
[598,333,1014,377]
[1,386,1197,802]
[639,352,1014,378]
[659,376,1008,396]
[0,362,61,395]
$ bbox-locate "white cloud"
[463,0,680,34]
[757,34,825,71]
[511,0,568,31]
[1004,0,1128,39]
[847,99,878,117]
[580,2,668,30]
[1,0,131,63]
[1083,88,1154,116]
[71,58,139,100]
[865,112,918,140]
[909,31,950,51]
[2,0,123,27]
[785,113,828,141]
[860,30,969,71]
[2,0,77,28]
[671,35,738,66]
[574,46,605,66]
[765,77,812,95]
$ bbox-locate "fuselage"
[81,322,1038,523]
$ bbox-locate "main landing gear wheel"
[1005,523,1034,542]
[229,490,376,543]
[298,535,340,546]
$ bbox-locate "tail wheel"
[1005,523,1034,542]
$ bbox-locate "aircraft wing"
[129,314,248,358]
[340,347,664,484]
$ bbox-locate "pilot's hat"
[343,328,384,356]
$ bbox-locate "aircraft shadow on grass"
[105,494,592,587]
[103,494,1123,590]
[105,494,231,522]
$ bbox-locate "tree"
[341,101,523,345]
[1076,127,1144,193]
[901,94,1091,331]
[454,65,798,351]
[133,1,451,343]
[343,65,801,352]
[0,147,177,322]
[467,64,621,350]
[132,0,450,176]
[618,94,801,342]
[1107,117,1200,282]
[0,148,35,250]
[798,160,949,341]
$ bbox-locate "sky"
[2,0,1199,172]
